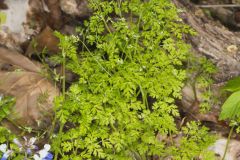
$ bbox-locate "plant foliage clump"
[52,0,214,159]
[187,56,217,112]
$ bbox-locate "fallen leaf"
[27,0,48,32]
[0,71,59,130]
[44,0,63,29]
[0,47,59,131]
[60,0,91,18]
[25,26,60,57]
[0,47,41,73]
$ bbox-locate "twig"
[197,4,240,8]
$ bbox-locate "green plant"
[219,76,240,160]
[0,127,15,144]
[0,96,15,122]
[51,32,79,160]
[51,0,214,159]
[220,76,240,122]
[167,121,215,160]
[187,56,217,112]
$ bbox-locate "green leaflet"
[0,96,15,121]
[223,77,240,92]
[220,90,240,120]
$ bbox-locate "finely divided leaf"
[219,91,240,120]
[223,77,240,92]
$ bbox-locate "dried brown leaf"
[44,0,63,29]
[25,26,60,57]
[0,47,41,72]
[0,47,59,131]
[0,71,59,130]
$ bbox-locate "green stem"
[54,50,66,160]
[62,53,66,97]
[110,123,117,131]
[169,131,174,145]
[79,39,112,76]
[139,85,148,109]
[133,13,142,57]
[49,79,59,140]
[222,126,234,160]
[101,16,112,34]
[117,0,122,17]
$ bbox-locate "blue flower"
[0,144,12,160]
[43,152,53,160]
[34,144,53,160]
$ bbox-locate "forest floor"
[0,0,240,159]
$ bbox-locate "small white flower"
[43,144,50,151]
[33,154,41,160]
[0,144,7,153]
[28,137,37,146]
[39,149,48,158]
[1,150,12,160]
[0,144,13,160]
[13,139,22,148]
